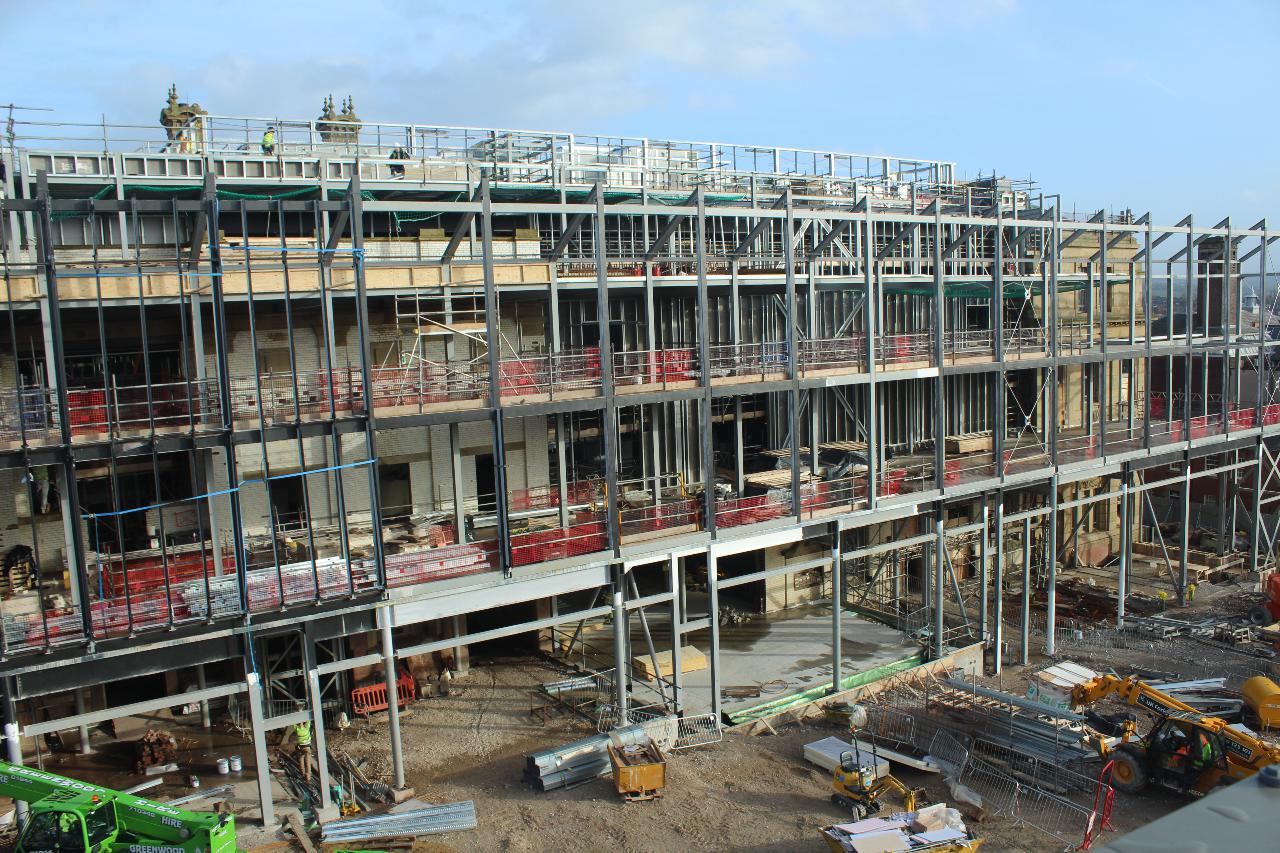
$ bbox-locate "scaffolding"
[0,107,1276,826]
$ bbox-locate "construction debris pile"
[821,804,978,852]
[133,730,178,773]
[276,745,393,812]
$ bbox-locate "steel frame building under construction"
[0,102,1276,823]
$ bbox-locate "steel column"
[302,633,332,810]
[34,172,93,641]
[380,614,406,790]
[993,495,1004,674]
[831,519,842,692]
[479,176,513,572]
[694,188,716,536]
[246,671,275,826]
[1020,517,1030,665]
[934,507,946,660]
[593,184,621,553]
[612,572,628,714]
[708,551,722,723]
[3,677,27,824]
[669,554,684,713]
[1045,474,1058,656]
[978,495,989,644]
[1117,472,1130,628]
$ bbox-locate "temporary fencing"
[862,687,1113,850]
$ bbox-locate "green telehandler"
[0,760,237,853]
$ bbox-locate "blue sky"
[2,0,1277,226]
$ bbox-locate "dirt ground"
[323,655,1186,853]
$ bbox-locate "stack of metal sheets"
[319,801,477,842]
[524,723,648,791]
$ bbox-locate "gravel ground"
[321,655,1190,853]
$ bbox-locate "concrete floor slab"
[607,603,921,719]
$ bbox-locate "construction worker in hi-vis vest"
[292,719,313,782]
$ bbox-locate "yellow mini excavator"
[830,747,925,819]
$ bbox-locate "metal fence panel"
[926,727,971,776]
[673,712,723,750]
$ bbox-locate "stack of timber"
[134,730,178,773]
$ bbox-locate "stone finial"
[160,85,206,141]
[318,95,337,124]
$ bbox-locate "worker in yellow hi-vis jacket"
[282,716,314,782]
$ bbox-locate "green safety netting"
[886,280,1088,299]
[727,650,924,725]
[51,183,334,218]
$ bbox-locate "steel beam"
[727,193,787,259]
[544,185,598,260]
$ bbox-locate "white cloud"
[1,0,1019,131]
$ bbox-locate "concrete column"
[245,672,275,827]
[3,678,28,824]
[380,615,406,790]
[196,665,212,729]
[451,615,469,675]
[74,689,91,755]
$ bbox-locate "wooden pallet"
[945,431,994,454]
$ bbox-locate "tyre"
[1110,746,1149,794]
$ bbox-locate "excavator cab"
[837,752,877,792]
[1149,719,1227,792]
[1113,717,1230,795]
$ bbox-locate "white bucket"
[228,755,243,773]
[215,757,229,775]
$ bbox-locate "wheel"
[1110,747,1149,794]
[1250,606,1272,626]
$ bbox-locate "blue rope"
[80,458,376,521]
